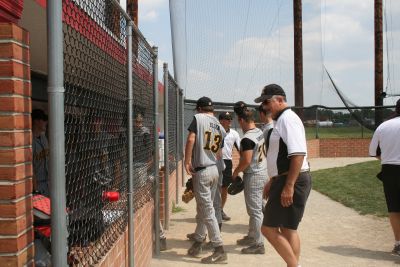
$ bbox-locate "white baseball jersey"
[222,128,240,160]
[241,128,267,174]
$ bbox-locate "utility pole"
[375,0,383,127]
[293,0,304,120]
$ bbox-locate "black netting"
[168,73,178,174]
[63,0,155,265]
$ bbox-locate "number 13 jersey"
[188,113,226,169]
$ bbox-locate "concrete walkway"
[151,158,400,267]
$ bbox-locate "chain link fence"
[184,100,397,140]
[63,0,154,265]
[167,74,178,174]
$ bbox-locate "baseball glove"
[227,176,244,195]
[182,189,194,203]
[182,178,194,203]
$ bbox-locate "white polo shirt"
[222,128,240,160]
[266,108,309,178]
[369,116,400,165]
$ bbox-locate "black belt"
[271,169,310,180]
[194,166,206,172]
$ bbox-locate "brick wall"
[307,139,320,158]
[99,200,154,267]
[319,138,371,157]
[0,23,34,266]
[159,160,183,226]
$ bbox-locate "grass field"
[311,160,387,217]
[305,126,374,139]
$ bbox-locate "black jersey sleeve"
[240,138,255,151]
[188,117,197,133]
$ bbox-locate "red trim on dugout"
[0,0,23,23]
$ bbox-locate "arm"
[232,150,252,179]
[184,132,196,175]
[280,155,304,207]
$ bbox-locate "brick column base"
[0,23,34,266]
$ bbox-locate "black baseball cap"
[233,101,247,115]
[219,112,232,120]
[196,96,213,109]
[396,98,400,114]
[32,109,48,121]
[254,84,286,103]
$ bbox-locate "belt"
[194,166,206,172]
[194,164,218,172]
[271,169,310,180]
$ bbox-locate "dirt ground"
[150,158,400,267]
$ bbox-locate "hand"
[280,183,294,207]
[263,180,272,200]
[185,162,195,175]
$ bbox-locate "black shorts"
[222,159,233,188]
[380,164,400,212]
[263,172,312,230]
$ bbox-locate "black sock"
[218,223,222,231]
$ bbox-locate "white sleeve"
[369,129,380,157]
[280,117,307,156]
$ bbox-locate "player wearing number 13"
[185,96,228,264]
[232,101,268,254]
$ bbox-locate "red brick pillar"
[0,23,34,266]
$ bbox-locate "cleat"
[241,244,265,254]
[201,247,227,264]
[188,241,203,257]
[236,235,255,246]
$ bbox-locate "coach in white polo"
[369,98,400,256]
[255,84,311,267]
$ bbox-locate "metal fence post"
[153,47,161,255]
[175,87,180,203]
[127,20,135,267]
[181,91,185,186]
[163,63,170,230]
[47,0,68,266]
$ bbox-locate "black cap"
[32,109,48,121]
[196,96,213,109]
[254,84,286,103]
[396,98,400,114]
[219,112,232,120]
[233,101,247,115]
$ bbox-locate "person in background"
[369,98,400,256]
[256,84,311,267]
[219,112,241,221]
[32,109,50,197]
[258,104,274,137]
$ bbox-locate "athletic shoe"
[160,237,167,251]
[241,244,265,254]
[236,235,255,246]
[201,247,227,264]
[392,244,400,256]
[188,241,203,257]
[186,233,206,242]
[221,210,231,221]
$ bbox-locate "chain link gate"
[62,0,155,265]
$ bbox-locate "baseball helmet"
[227,176,244,195]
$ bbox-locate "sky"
[123,0,400,107]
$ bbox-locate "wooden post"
[374,0,383,127]
[293,0,304,120]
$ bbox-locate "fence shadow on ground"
[319,245,400,264]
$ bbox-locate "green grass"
[305,126,374,139]
[172,202,185,213]
[311,160,388,217]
